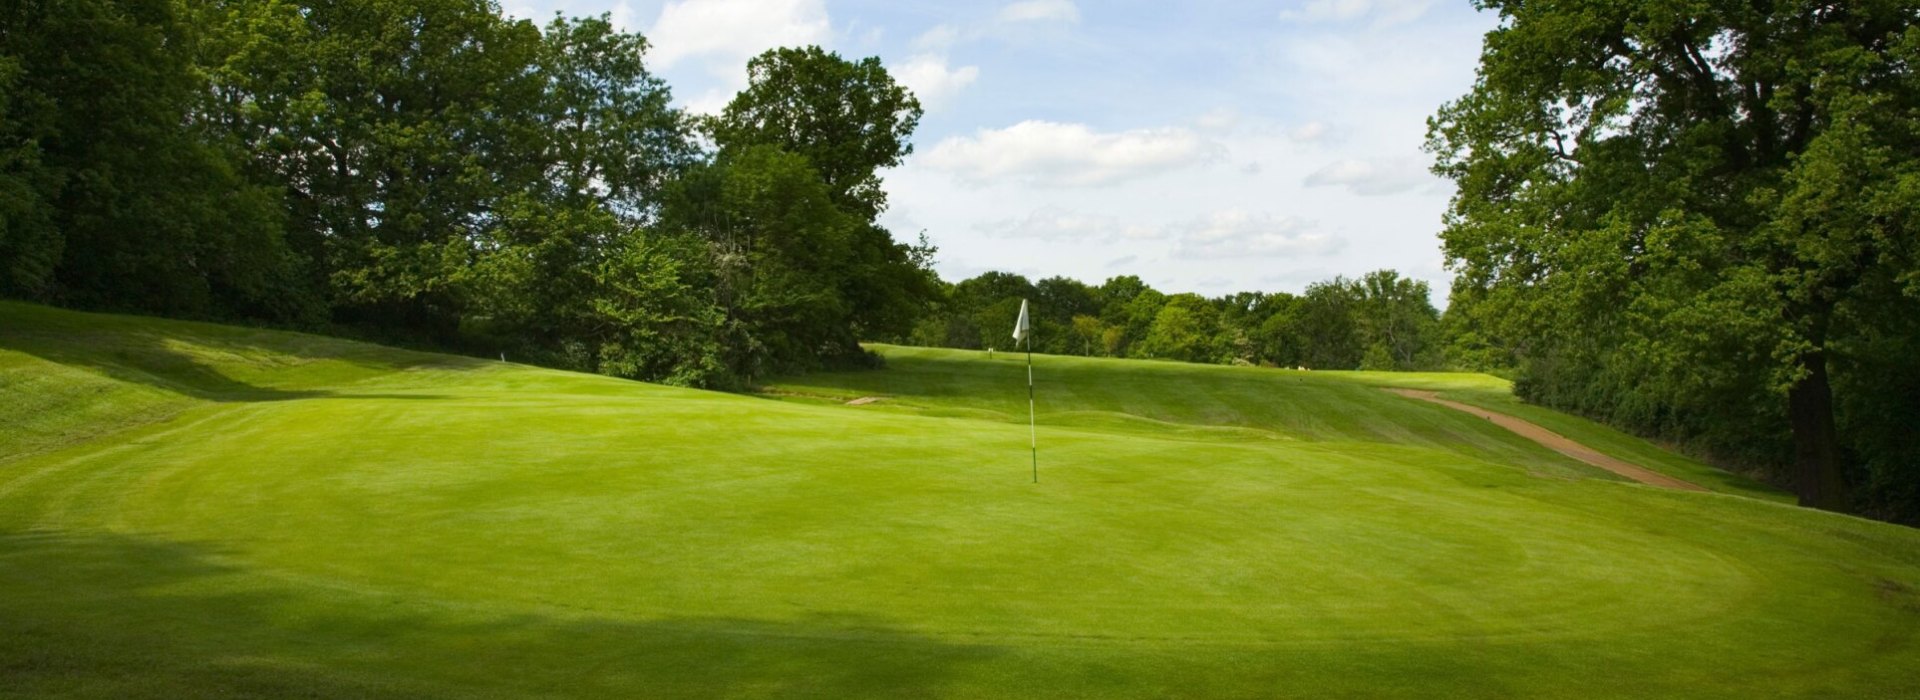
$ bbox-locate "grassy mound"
[2,302,1915,698]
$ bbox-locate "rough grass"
[2,303,1916,699]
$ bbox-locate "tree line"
[898,269,1445,371]
[2,0,936,387]
[1,0,1450,381]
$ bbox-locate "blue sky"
[502,0,1500,301]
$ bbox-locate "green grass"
[1296,369,1789,501]
[2,302,1917,698]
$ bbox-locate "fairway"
[3,302,1919,698]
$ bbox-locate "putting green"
[2,301,1917,698]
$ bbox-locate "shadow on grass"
[0,530,1004,699]
[1,322,477,403]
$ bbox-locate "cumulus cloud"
[895,54,979,110]
[647,0,831,72]
[998,0,1080,23]
[1169,211,1343,259]
[1303,157,1438,196]
[923,121,1223,187]
[679,87,734,116]
[974,207,1160,242]
[1279,0,1434,26]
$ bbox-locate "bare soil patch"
[1388,389,1707,492]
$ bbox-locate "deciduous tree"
[1429,0,1920,514]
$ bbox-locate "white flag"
[1012,299,1030,342]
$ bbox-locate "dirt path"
[1388,389,1708,492]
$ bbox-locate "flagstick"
[1013,298,1037,484]
[1027,334,1037,484]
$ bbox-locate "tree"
[946,272,1036,349]
[1291,278,1364,369]
[709,46,936,342]
[711,46,923,219]
[532,14,697,219]
[0,49,57,296]
[1097,276,1164,358]
[1355,270,1441,370]
[1035,276,1100,354]
[464,13,701,367]
[1139,293,1220,362]
[1429,0,1920,513]
[1252,293,1303,367]
[662,145,859,377]
[1213,291,1279,365]
[2,0,302,320]
[589,231,729,388]
[203,0,549,337]
[1070,315,1107,356]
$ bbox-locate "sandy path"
[1388,389,1708,492]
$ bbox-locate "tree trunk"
[1788,351,1848,511]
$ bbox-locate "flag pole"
[1013,298,1036,483]
[1028,333,1037,484]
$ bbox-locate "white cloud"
[895,54,980,110]
[680,87,734,116]
[913,24,962,52]
[647,0,831,71]
[998,0,1080,23]
[1303,157,1438,196]
[923,120,1223,187]
[1170,211,1343,259]
[608,1,638,31]
[1195,107,1241,132]
[974,207,1160,242]
[1279,0,1434,27]
[1289,121,1330,142]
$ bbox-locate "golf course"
[3,300,1918,698]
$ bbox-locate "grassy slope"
[1323,370,1786,500]
[772,345,1783,500]
[2,303,1917,699]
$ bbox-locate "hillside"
[2,302,1917,699]
[766,345,1786,498]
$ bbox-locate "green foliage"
[203,0,550,334]
[0,51,57,296]
[702,45,937,363]
[1257,274,1441,371]
[1138,293,1221,362]
[661,145,863,376]
[533,15,696,217]
[711,46,923,219]
[3,0,947,391]
[905,269,1444,373]
[1,0,308,320]
[1288,278,1363,369]
[588,232,730,388]
[1430,0,1920,519]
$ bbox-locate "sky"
[500,0,1502,302]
